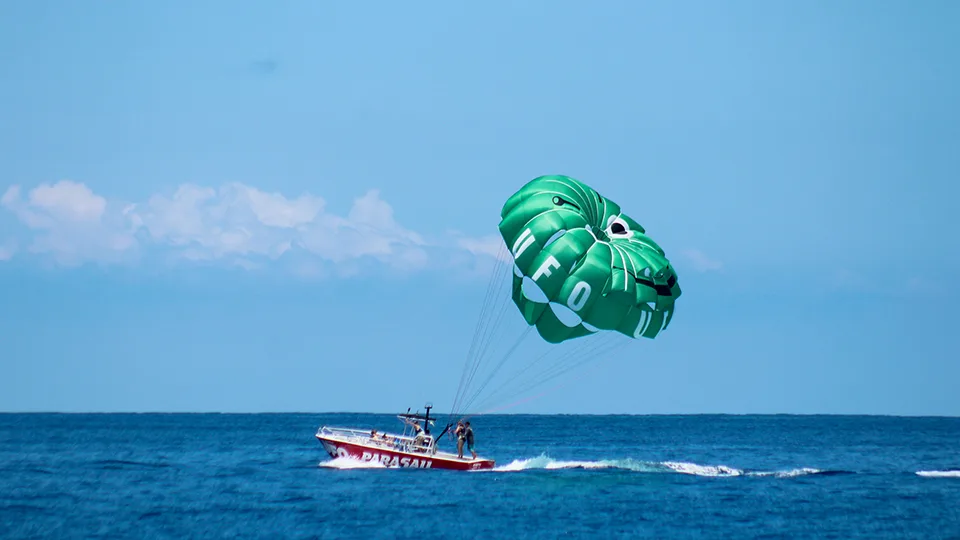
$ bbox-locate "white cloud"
[28,181,106,223]
[133,183,310,260]
[297,189,428,270]
[2,181,139,266]
[0,183,727,283]
[241,185,323,228]
[453,233,510,262]
[681,249,723,272]
[0,240,16,261]
[0,180,484,275]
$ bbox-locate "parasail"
[449,174,682,418]
[498,174,681,344]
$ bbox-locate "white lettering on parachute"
[532,256,560,282]
[566,281,591,311]
[633,310,650,338]
[512,228,535,259]
[509,228,594,315]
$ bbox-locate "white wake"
[318,452,840,477]
[916,469,960,478]
[484,454,828,478]
[318,457,387,469]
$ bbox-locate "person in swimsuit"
[464,421,477,459]
[454,421,466,458]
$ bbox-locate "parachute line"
[449,242,502,414]
[455,326,532,416]
[466,332,630,416]
[449,238,517,420]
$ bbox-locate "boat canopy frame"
[317,403,442,455]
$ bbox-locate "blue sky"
[1,1,957,415]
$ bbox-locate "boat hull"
[317,434,495,471]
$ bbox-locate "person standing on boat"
[454,421,466,459]
[464,421,477,460]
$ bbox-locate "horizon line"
[2,410,958,419]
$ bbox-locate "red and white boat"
[316,404,495,471]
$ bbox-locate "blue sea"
[1,413,958,539]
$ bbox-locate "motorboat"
[316,403,495,471]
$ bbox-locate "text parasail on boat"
[447,174,683,422]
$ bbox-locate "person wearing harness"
[464,421,477,459]
[454,421,466,459]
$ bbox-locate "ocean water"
[1,413,958,539]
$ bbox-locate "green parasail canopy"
[498,175,682,344]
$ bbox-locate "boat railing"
[317,426,437,454]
